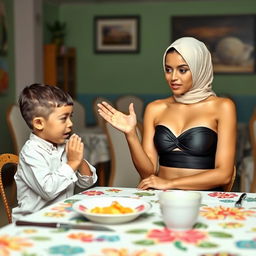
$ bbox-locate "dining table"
[1,186,256,256]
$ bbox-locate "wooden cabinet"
[44,44,76,98]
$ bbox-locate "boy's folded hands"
[66,134,84,171]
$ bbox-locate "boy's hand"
[66,134,84,171]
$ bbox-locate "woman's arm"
[138,98,237,190]
[98,101,158,178]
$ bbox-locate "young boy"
[12,83,97,221]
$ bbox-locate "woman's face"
[164,51,193,96]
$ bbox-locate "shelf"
[44,44,76,98]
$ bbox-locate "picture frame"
[172,15,255,74]
[94,16,140,53]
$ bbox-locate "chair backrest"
[249,110,256,192]
[93,97,113,130]
[223,166,236,192]
[72,100,87,133]
[0,153,19,223]
[104,122,141,187]
[6,104,30,154]
[116,95,144,122]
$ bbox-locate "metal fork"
[235,193,247,208]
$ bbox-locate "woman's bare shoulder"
[211,96,236,115]
[146,96,174,109]
[213,96,236,107]
[143,96,173,120]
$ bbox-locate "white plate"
[73,196,151,224]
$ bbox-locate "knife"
[16,220,114,232]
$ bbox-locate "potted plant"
[47,20,66,46]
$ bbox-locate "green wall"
[0,0,15,153]
[43,2,59,44]
[46,0,256,124]
[56,0,256,94]
[2,0,256,153]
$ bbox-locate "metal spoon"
[235,193,247,208]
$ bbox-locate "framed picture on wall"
[172,15,255,74]
[94,16,140,53]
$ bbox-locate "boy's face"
[38,105,73,145]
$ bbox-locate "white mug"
[159,191,202,230]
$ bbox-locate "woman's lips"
[171,84,181,90]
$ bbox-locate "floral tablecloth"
[1,187,256,256]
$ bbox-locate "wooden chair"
[240,110,256,192]
[72,100,87,134]
[116,95,144,123]
[93,97,114,130]
[249,110,256,193]
[73,99,103,134]
[223,166,236,192]
[0,153,19,223]
[6,104,30,154]
[104,122,141,187]
[73,100,111,186]
[249,110,256,192]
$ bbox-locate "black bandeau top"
[154,125,217,169]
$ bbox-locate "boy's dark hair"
[19,83,73,129]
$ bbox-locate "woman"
[98,37,236,191]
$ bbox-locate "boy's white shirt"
[12,133,97,222]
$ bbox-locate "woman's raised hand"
[97,101,137,133]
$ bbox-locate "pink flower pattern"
[147,228,207,244]
[81,190,105,196]
[208,192,238,199]
[105,189,122,193]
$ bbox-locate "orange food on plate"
[90,201,134,214]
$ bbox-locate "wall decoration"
[172,15,255,74]
[94,16,140,53]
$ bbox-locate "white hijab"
[163,37,216,104]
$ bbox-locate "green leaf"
[209,231,233,238]
[140,212,154,218]
[193,222,208,229]
[134,239,155,245]
[246,197,256,202]
[21,252,37,256]
[29,236,51,241]
[153,221,166,227]
[126,229,148,234]
[71,216,89,223]
[134,192,155,197]
[197,241,218,248]
[174,241,187,251]
[22,253,38,256]
[64,199,79,204]
[51,228,69,233]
